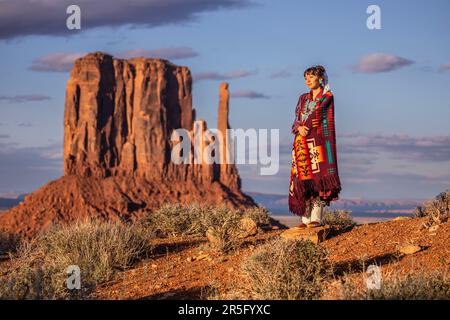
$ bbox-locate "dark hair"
[303,65,326,79]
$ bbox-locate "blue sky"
[0,0,449,200]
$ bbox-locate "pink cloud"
[230,89,270,99]
[29,52,85,72]
[352,53,414,73]
[193,70,256,81]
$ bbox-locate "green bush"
[0,219,153,299]
[241,238,331,300]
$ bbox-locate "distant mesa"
[0,52,256,238]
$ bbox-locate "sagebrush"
[343,271,450,300]
[241,238,331,300]
[0,219,153,300]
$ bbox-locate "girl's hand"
[297,126,310,137]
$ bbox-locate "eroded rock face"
[64,52,194,179]
[217,82,240,191]
[0,52,256,238]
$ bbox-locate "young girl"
[288,65,342,228]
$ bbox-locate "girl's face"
[304,73,322,90]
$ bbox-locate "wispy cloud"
[230,89,270,99]
[29,52,85,72]
[0,94,51,103]
[18,122,33,127]
[0,141,62,194]
[193,70,257,81]
[117,47,199,60]
[0,0,254,40]
[339,132,450,162]
[352,53,414,73]
[270,68,292,79]
[30,48,199,73]
[0,134,11,139]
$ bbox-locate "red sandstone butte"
[0,52,256,238]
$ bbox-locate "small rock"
[197,253,209,261]
[393,216,411,221]
[271,226,280,230]
[186,257,195,262]
[399,244,422,255]
[428,225,439,233]
[237,217,258,238]
[280,226,331,244]
[151,264,157,269]
[227,267,234,272]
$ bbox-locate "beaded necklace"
[300,98,317,123]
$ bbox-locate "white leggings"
[301,196,326,224]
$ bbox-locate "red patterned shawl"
[288,88,342,216]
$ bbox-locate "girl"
[289,65,342,228]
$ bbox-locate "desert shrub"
[144,203,270,237]
[203,205,243,254]
[0,231,20,256]
[343,271,450,300]
[142,203,272,254]
[143,202,211,237]
[242,206,272,230]
[241,238,331,299]
[322,209,356,230]
[0,219,153,299]
[414,190,450,226]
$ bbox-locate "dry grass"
[141,203,272,254]
[141,203,208,237]
[342,270,450,300]
[0,219,153,299]
[242,206,272,231]
[204,206,243,254]
[414,189,450,227]
[322,209,356,230]
[240,238,331,300]
[142,203,271,237]
[0,231,20,256]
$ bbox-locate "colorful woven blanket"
[288,88,342,216]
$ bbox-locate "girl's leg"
[310,196,325,224]
[301,214,311,224]
[301,198,313,224]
